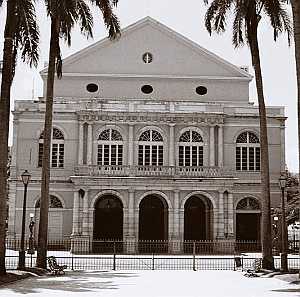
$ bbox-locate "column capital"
[128,188,135,194]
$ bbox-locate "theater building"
[8,17,285,252]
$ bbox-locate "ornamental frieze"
[77,112,224,125]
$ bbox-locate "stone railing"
[74,165,234,178]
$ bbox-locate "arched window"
[138,130,163,166]
[38,128,64,168]
[236,131,260,171]
[179,130,203,166]
[35,195,63,208]
[236,197,260,210]
[97,129,123,165]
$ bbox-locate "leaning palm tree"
[36,0,120,269]
[0,0,39,275]
[204,0,292,270]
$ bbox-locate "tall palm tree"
[0,0,39,275]
[36,0,120,269]
[290,0,300,204]
[204,0,292,270]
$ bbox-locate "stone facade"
[8,17,285,252]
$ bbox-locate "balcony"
[74,165,234,178]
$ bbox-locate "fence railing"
[6,238,261,255]
[5,255,300,271]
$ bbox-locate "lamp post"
[279,174,288,272]
[18,170,31,270]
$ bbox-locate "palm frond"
[15,0,40,67]
[76,0,93,39]
[205,0,233,35]
[90,0,121,40]
[263,0,292,44]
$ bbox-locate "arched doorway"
[183,195,213,253]
[93,195,123,253]
[35,195,63,241]
[139,195,168,253]
[236,197,261,252]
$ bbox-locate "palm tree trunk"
[249,30,274,270]
[0,0,16,276]
[290,0,300,276]
[36,17,59,269]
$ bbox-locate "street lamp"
[279,174,288,272]
[18,170,31,269]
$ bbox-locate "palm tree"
[36,0,120,269]
[0,0,39,275]
[290,0,300,207]
[204,0,292,270]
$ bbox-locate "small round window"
[143,52,153,64]
[86,83,99,93]
[196,86,207,95]
[141,85,153,94]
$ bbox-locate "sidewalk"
[0,270,299,297]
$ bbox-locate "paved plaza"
[1,270,300,297]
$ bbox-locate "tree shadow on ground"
[272,288,300,294]
[3,271,139,294]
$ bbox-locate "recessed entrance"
[235,197,261,252]
[184,196,207,241]
[94,195,123,240]
[236,213,260,241]
[139,195,168,241]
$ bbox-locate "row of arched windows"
[38,128,261,171]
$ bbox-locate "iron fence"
[5,254,300,271]
[5,238,262,255]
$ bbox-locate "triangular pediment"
[41,17,251,80]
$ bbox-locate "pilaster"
[210,125,215,166]
[218,125,223,167]
[128,124,134,166]
[87,123,93,165]
[78,122,83,165]
[169,124,175,166]
[72,190,80,235]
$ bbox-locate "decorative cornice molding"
[77,111,225,125]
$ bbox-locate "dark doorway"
[139,195,168,253]
[236,213,260,241]
[93,195,123,253]
[184,196,207,241]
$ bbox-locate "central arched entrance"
[139,194,168,253]
[93,194,123,253]
[183,194,213,253]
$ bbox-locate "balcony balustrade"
[74,165,234,178]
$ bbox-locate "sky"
[0,0,297,172]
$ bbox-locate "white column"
[173,190,180,239]
[228,192,234,237]
[7,182,17,238]
[218,125,224,167]
[87,123,93,165]
[78,122,83,165]
[218,191,225,238]
[128,189,135,237]
[72,190,80,235]
[128,125,134,166]
[280,123,286,172]
[82,190,89,236]
[169,124,175,166]
[210,126,215,166]
[11,118,18,170]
